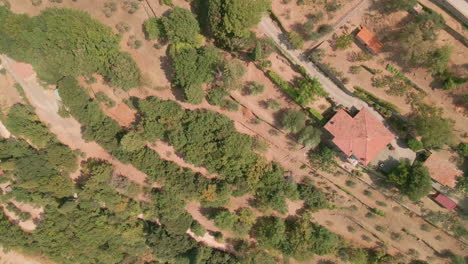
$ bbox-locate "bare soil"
[4,1,467,263]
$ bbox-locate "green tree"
[253,217,286,249]
[5,104,55,148]
[298,126,322,148]
[120,131,146,152]
[213,210,237,230]
[335,34,353,50]
[403,162,432,201]
[251,42,263,61]
[280,109,306,133]
[388,160,432,201]
[298,178,330,210]
[207,0,270,41]
[144,17,164,40]
[426,45,452,75]
[308,146,336,171]
[287,31,304,49]
[412,105,454,148]
[407,138,424,152]
[0,7,140,90]
[161,7,202,45]
[294,77,326,105]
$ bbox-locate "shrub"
[317,24,333,35]
[123,0,140,14]
[103,1,117,17]
[420,224,431,232]
[191,221,206,237]
[349,65,361,74]
[287,31,304,49]
[390,232,402,241]
[265,99,281,110]
[363,190,372,197]
[116,22,131,33]
[345,180,356,188]
[335,34,353,50]
[372,208,385,216]
[280,109,306,133]
[375,225,386,232]
[375,201,387,207]
[245,82,265,96]
[407,138,424,152]
[144,18,164,40]
[161,7,202,45]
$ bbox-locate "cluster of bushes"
[0,7,140,90]
[353,86,397,117]
[58,77,123,152]
[385,64,426,94]
[5,104,78,173]
[135,97,299,213]
[267,71,326,106]
[0,137,242,264]
[204,0,270,50]
[387,160,432,201]
[395,11,465,90]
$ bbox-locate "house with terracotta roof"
[355,26,383,54]
[433,193,457,210]
[425,150,463,188]
[324,108,395,165]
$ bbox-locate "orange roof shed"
[356,27,383,54]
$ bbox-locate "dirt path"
[0,121,10,138]
[0,248,44,264]
[1,56,148,185]
[258,17,372,112]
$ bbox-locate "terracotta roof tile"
[324,108,395,165]
[356,27,383,53]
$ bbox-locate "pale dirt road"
[0,121,10,138]
[0,248,43,264]
[0,55,148,185]
[258,16,375,114]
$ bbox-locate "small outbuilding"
[433,193,457,211]
[355,26,383,54]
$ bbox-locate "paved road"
[0,55,148,185]
[258,16,384,121]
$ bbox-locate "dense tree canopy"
[162,7,203,46]
[0,7,140,90]
[388,160,432,201]
[280,109,307,133]
[411,104,454,148]
[170,46,220,104]
[206,0,270,49]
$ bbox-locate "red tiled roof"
[324,108,395,165]
[0,170,3,176]
[433,193,457,210]
[425,151,463,187]
[356,27,383,53]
